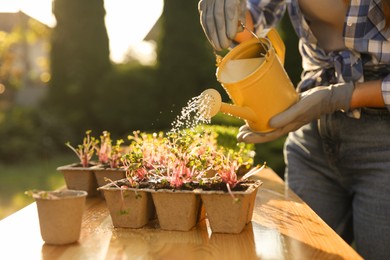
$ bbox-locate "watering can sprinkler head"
[199,88,222,119]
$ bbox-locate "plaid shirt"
[249,0,390,111]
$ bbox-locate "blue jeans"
[284,108,390,260]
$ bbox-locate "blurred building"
[0,11,51,109]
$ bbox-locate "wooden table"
[0,168,362,260]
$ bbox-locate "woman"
[199,1,390,259]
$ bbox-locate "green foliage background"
[45,0,111,133]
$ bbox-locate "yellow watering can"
[200,28,298,133]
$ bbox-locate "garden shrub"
[0,106,69,163]
[92,65,164,135]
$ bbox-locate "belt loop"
[317,115,328,139]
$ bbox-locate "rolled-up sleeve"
[382,74,390,112]
[248,0,286,30]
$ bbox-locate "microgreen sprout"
[65,130,99,167]
[101,128,259,196]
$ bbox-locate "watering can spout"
[199,89,258,123]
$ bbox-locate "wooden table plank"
[0,168,362,260]
[252,168,362,260]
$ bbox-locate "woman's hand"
[198,0,247,51]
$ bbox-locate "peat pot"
[98,180,155,228]
[200,180,262,234]
[92,165,126,197]
[57,163,99,197]
[151,189,203,232]
[32,189,87,245]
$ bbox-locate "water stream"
[169,93,213,133]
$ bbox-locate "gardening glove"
[237,124,293,143]
[237,82,355,143]
[198,0,247,51]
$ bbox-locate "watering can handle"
[259,28,285,65]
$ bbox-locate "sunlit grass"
[0,154,75,220]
